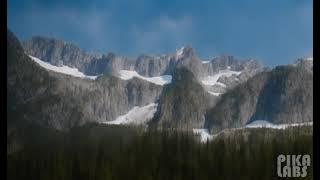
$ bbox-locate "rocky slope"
[23,37,265,99]
[149,67,216,129]
[9,31,312,133]
[22,36,103,72]
[205,62,313,133]
[8,30,163,130]
[23,37,264,78]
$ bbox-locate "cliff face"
[150,67,217,129]
[205,64,313,133]
[23,37,264,78]
[9,32,312,132]
[22,36,102,71]
[8,31,163,130]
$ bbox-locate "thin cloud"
[11,4,112,52]
[8,0,313,65]
[130,16,194,55]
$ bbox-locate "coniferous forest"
[7,123,313,180]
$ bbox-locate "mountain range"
[7,29,313,135]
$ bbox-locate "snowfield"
[207,91,222,96]
[201,69,242,86]
[28,55,98,80]
[215,82,227,88]
[193,121,313,143]
[29,55,171,84]
[193,129,213,142]
[202,61,211,64]
[117,70,172,86]
[201,69,242,96]
[175,46,185,59]
[305,57,313,61]
[103,103,158,125]
[245,120,313,129]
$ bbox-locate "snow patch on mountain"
[175,46,185,59]
[201,69,242,86]
[103,103,158,125]
[305,57,313,61]
[28,55,98,80]
[193,129,213,142]
[208,91,221,96]
[117,70,172,85]
[202,60,211,64]
[193,121,312,143]
[201,69,241,96]
[245,120,313,129]
[216,82,227,87]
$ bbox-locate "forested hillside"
[7,123,313,180]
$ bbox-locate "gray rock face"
[292,57,313,73]
[19,35,266,131]
[48,74,163,129]
[202,56,264,75]
[9,32,163,130]
[12,33,312,133]
[200,57,265,96]
[249,66,313,124]
[175,47,205,78]
[150,67,217,129]
[22,36,102,72]
[101,54,135,75]
[134,55,171,76]
[23,37,264,79]
[204,72,269,133]
[205,65,313,133]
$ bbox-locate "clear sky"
[8,0,312,67]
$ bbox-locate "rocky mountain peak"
[7,30,313,133]
[174,46,196,60]
[22,36,103,71]
[22,35,266,81]
[207,55,263,72]
[294,56,313,64]
[292,57,313,73]
[105,52,116,59]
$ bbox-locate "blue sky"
[8,0,312,66]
